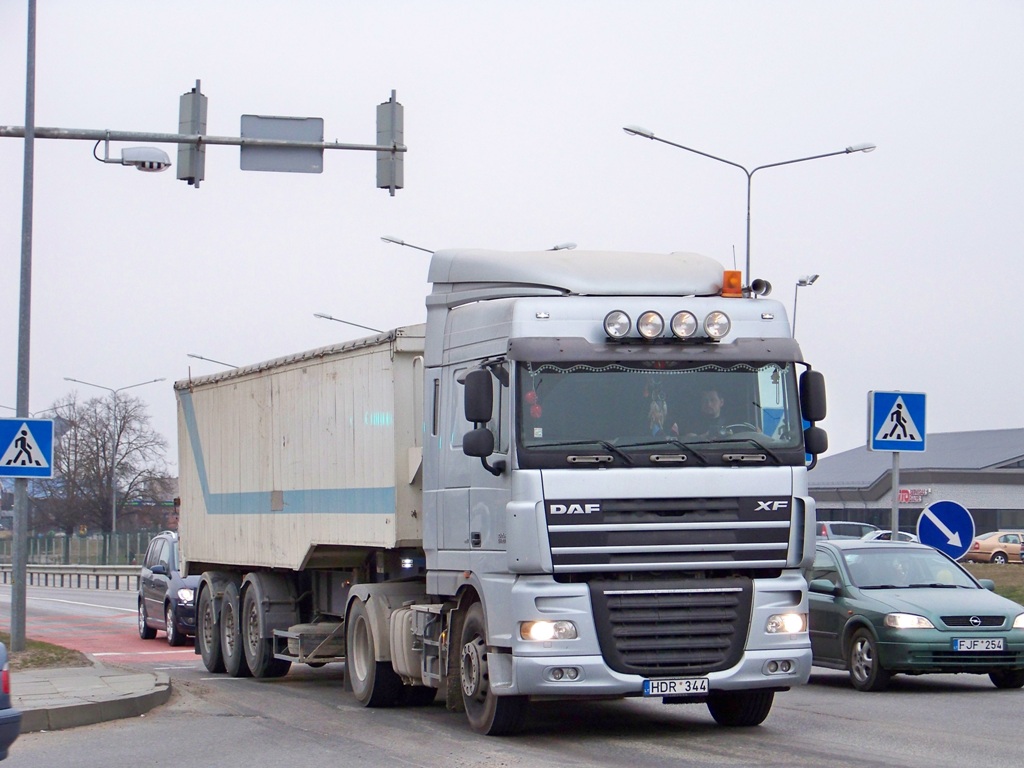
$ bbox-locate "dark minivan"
[138,531,200,646]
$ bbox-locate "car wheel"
[165,603,185,647]
[138,601,156,640]
[847,628,891,692]
[989,669,1024,689]
[991,552,1009,565]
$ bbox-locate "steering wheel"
[723,422,759,435]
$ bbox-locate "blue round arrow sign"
[916,500,975,560]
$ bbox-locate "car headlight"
[177,587,195,605]
[765,613,806,633]
[1013,613,1024,629]
[884,613,934,629]
[520,620,578,641]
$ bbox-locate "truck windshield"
[515,360,807,467]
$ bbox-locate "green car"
[808,540,1024,691]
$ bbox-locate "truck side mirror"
[800,370,826,423]
[464,368,493,423]
[463,427,505,476]
[463,427,494,458]
[804,425,828,456]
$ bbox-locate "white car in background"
[861,529,919,543]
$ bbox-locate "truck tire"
[242,584,291,678]
[706,690,774,727]
[220,581,252,678]
[197,586,225,673]
[459,601,526,735]
[346,598,401,707]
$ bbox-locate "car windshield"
[842,548,978,589]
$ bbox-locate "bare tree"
[33,392,169,534]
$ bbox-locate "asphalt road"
[2,585,1021,767]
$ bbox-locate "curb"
[17,670,172,733]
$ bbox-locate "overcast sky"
[2,1,1022,474]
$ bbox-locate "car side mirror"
[151,563,168,576]
[808,578,839,596]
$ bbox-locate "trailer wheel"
[197,586,225,673]
[459,601,526,735]
[242,584,291,678]
[220,582,252,678]
[346,598,401,707]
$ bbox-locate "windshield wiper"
[726,438,783,464]
[530,439,633,465]
[906,583,959,589]
[616,438,710,465]
[859,584,903,590]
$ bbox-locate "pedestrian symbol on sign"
[874,397,922,444]
[1,424,49,468]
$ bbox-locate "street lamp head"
[845,143,876,154]
[120,146,172,172]
[797,274,820,287]
[622,125,655,139]
[548,242,577,251]
[93,140,171,172]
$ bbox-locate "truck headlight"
[604,310,631,339]
[670,311,698,339]
[637,311,664,340]
[520,620,578,641]
[704,311,731,339]
[765,613,806,634]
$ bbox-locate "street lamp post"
[792,274,820,337]
[62,376,165,533]
[622,126,874,283]
[313,313,383,334]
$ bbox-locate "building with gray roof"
[809,428,1024,536]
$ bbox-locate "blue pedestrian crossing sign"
[916,500,974,561]
[0,418,55,478]
[868,391,926,452]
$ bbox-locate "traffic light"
[177,81,208,187]
[376,91,404,195]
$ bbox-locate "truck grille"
[546,497,797,573]
[589,577,752,676]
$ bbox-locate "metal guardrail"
[0,565,139,591]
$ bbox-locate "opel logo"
[970,616,982,627]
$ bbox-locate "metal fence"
[0,564,139,591]
[0,531,159,566]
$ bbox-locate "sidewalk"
[11,662,171,732]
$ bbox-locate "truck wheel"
[197,587,225,673]
[459,601,526,735]
[165,603,185,647]
[346,598,401,707]
[242,584,291,678]
[220,582,252,678]
[706,690,774,727]
[138,600,156,640]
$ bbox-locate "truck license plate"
[643,677,710,696]
[954,638,1004,652]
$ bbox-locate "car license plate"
[954,638,1004,652]
[643,677,710,696]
